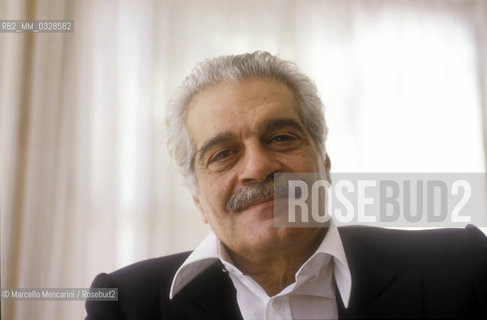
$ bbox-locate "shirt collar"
[169,226,351,307]
[312,225,352,306]
[169,232,220,299]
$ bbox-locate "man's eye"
[272,135,296,143]
[211,149,233,162]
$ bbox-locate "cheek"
[198,173,235,211]
[281,152,323,172]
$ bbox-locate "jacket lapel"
[338,227,424,319]
[160,262,243,320]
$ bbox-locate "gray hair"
[165,51,328,194]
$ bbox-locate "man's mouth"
[225,174,298,212]
[237,195,275,211]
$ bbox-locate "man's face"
[186,77,328,257]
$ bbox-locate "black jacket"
[86,225,487,319]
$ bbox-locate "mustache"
[225,174,294,211]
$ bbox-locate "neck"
[227,228,327,296]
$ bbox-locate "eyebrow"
[196,118,307,164]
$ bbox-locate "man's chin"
[241,229,313,254]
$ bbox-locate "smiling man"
[86,52,487,319]
[186,76,331,292]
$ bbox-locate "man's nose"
[239,141,280,183]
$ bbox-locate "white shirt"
[170,226,351,320]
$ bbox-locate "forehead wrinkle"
[198,131,238,164]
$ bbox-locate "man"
[86,52,487,319]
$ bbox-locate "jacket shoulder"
[337,225,487,274]
[337,225,487,317]
[86,251,191,320]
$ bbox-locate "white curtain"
[1,0,486,318]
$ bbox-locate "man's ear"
[324,153,332,183]
[192,194,209,224]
